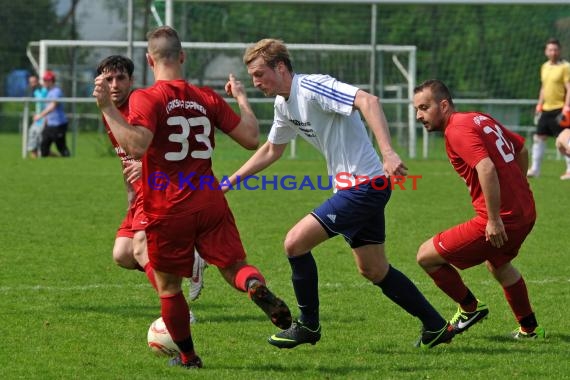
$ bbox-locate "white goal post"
[27,39,419,158]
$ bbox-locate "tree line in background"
[2,1,569,100]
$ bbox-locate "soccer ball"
[147,317,180,357]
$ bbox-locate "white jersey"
[268,74,384,190]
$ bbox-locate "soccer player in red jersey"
[93,27,291,369]
[96,56,151,276]
[413,79,545,340]
[96,55,204,320]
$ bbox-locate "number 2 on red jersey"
[483,124,515,163]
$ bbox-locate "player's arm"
[354,90,407,177]
[33,101,56,121]
[125,176,135,206]
[475,157,508,248]
[536,86,544,113]
[224,141,287,191]
[93,75,152,159]
[514,145,529,175]
[225,73,259,150]
[564,81,570,113]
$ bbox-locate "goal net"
[24,1,570,159]
[26,39,417,158]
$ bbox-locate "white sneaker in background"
[190,310,196,324]
[189,250,206,301]
[560,172,570,180]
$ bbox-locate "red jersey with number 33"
[128,79,240,217]
[444,112,535,226]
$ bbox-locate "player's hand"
[563,105,570,114]
[225,73,245,99]
[485,217,508,248]
[535,103,543,114]
[123,160,142,183]
[382,150,408,177]
[219,183,231,193]
[93,74,113,109]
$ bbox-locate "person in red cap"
[33,70,70,157]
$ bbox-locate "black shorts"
[537,109,564,137]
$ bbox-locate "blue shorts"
[311,177,391,248]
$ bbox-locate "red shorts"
[433,216,535,270]
[116,193,147,238]
[146,198,246,278]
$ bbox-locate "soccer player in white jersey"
[224,38,454,349]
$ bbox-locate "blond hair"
[243,38,293,72]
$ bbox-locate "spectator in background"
[528,38,570,179]
[34,70,70,157]
[27,73,47,158]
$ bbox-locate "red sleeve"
[446,123,488,169]
[127,88,162,133]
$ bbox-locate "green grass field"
[1,132,569,379]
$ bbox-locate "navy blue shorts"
[311,176,391,248]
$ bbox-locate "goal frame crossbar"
[27,39,419,158]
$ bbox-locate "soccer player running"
[93,27,291,369]
[413,79,545,339]
[224,38,454,349]
[95,55,206,320]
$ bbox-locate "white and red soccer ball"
[147,317,179,357]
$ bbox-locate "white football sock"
[530,137,546,173]
[565,155,570,174]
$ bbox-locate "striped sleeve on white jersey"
[298,74,358,116]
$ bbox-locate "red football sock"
[144,263,158,290]
[160,292,191,342]
[503,276,534,326]
[428,265,470,305]
[233,265,265,292]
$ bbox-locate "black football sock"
[288,252,319,329]
[375,265,446,331]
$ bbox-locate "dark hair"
[546,37,561,48]
[243,38,293,72]
[96,55,134,77]
[414,79,454,107]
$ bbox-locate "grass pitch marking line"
[0,283,149,294]
[1,277,567,294]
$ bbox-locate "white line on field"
[0,277,567,294]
